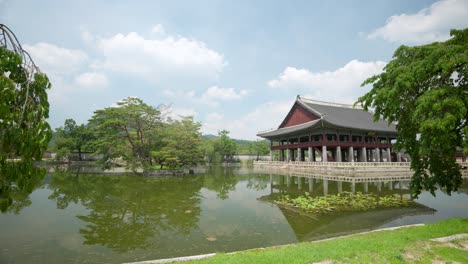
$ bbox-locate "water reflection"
[0,162,46,213]
[47,171,204,253]
[260,172,444,241]
[0,165,467,263]
[203,166,239,199]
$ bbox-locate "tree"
[152,116,205,169]
[249,140,270,161]
[54,119,95,161]
[0,47,52,162]
[88,97,164,170]
[356,28,468,198]
[202,138,221,164]
[1,24,52,213]
[216,130,237,162]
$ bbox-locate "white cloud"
[368,0,468,44]
[23,42,88,75]
[202,86,248,101]
[268,60,386,104]
[75,72,109,89]
[202,100,294,140]
[94,31,226,82]
[164,86,248,107]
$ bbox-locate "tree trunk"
[78,148,82,161]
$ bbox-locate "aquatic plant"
[274,192,410,214]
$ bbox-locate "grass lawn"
[186,218,468,264]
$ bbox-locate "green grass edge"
[186,218,468,264]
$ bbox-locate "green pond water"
[1,165,467,263]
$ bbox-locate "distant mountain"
[202,134,218,139]
[202,134,269,155]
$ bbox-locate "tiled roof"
[257,120,321,137]
[257,96,396,138]
[298,97,396,132]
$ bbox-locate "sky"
[1,0,467,139]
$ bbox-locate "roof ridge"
[298,96,362,110]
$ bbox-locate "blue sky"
[1,0,467,139]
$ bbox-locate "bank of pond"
[0,164,467,263]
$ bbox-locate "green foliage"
[0,43,52,213]
[88,97,163,170]
[0,46,52,162]
[156,116,205,168]
[275,192,410,214]
[357,28,468,197]
[249,140,270,161]
[54,118,95,161]
[217,130,237,162]
[88,98,204,170]
[201,130,238,163]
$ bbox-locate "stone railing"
[253,161,411,167]
[253,160,468,177]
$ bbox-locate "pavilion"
[257,95,403,162]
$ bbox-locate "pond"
[1,165,467,263]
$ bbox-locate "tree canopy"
[0,46,52,162]
[54,119,95,161]
[357,28,468,197]
[88,97,204,170]
[1,25,52,213]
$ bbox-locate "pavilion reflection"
[261,171,436,242]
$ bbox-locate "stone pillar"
[286,149,291,162]
[323,179,328,195]
[286,176,291,187]
[397,152,402,162]
[322,145,327,162]
[336,146,342,162]
[298,177,302,190]
[351,181,356,193]
[308,178,313,192]
[270,150,274,161]
[348,146,354,162]
[387,147,391,162]
[337,181,342,193]
[389,181,393,190]
[308,147,313,161]
[361,147,367,162]
[375,148,380,162]
[297,148,302,161]
[364,182,368,193]
[279,150,284,161]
